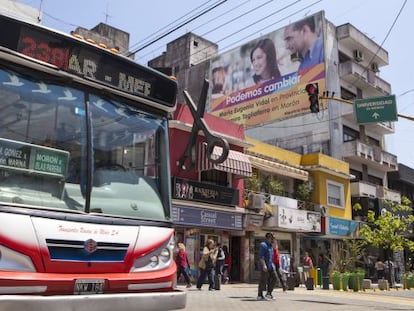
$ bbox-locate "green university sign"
[354,95,397,124]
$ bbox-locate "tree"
[359,196,414,286]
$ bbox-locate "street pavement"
[174,282,414,311]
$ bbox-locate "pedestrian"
[302,251,314,283]
[215,243,225,277]
[384,259,395,287]
[175,242,192,288]
[375,258,385,281]
[272,241,287,292]
[222,245,231,284]
[318,253,329,277]
[214,243,225,290]
[196,239,218,291]
[257,232,277,300]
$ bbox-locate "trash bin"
[306,277,314,290]
[322,276,330,290]
[287,274,296,291]
[309,268,317,287]
[317,268,322,286]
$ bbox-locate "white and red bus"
[0,13,186,310]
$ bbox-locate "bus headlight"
[130,236,174,272]
[0,245,36,272]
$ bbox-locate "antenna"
[104,4,112,24]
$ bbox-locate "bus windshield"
[0,65,170,221]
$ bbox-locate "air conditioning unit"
[371,62,379,72]
[353,49,364,62]
[247,193,264,210]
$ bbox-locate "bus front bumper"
[0,290,186,311]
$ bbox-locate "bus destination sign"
[0,138,69,178]
[0,14,177,107]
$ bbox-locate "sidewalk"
[175,282,414,311]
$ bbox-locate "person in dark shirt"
[257,232,277,300]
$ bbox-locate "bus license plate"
[74,279,105,295]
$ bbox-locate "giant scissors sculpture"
[177,79,229,171]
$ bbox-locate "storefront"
[302,217,362,276]
[172,203,246,282]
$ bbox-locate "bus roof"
[0,13,177,108]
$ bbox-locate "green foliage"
[359,196,414,253]
[244,174,260,191]
[261,176,284,195]
[328,239,367,273]
[295,181,311,201]
[352,203,362,212]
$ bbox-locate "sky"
[11,0,414,168]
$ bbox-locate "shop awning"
[198,142,252,177]
[248,156,309,181]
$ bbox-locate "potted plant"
[352,203,363,220]
[348,268,365,292]
[262,176,284,196]
[295,181,312,210]
[331,271,350,291]
[245,174,260,192]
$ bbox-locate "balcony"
[337,23,389,67]
[351,181,401,203]
[339,61,391,98]
[376,186,401,203]
[343,140,398,172]
[350,181,376,198]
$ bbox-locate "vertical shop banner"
[208,11,326,127]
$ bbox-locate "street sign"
[354,95,397,124]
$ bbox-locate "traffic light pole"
[319,96,414,122]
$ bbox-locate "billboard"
[208,11,326,127]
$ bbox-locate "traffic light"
[305,83,319,113]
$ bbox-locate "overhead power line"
[135,0,269,63]
[128,0,217,53]
[126,0,228,57]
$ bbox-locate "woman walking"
[175,242,192,288]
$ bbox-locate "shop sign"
[244,214,264,231]
[276,206,321,232]
[328,217,359,237]
[172,205,243,230]
[172,177,239,206]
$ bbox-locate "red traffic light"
[305,83,318,95]
[305,83,319,113]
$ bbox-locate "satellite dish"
[380,208,387,216]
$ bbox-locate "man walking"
[257,232,277,300]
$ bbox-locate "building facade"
[148,11,400,222]
[147,10,408,278]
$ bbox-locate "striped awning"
[248,156,309,181]
[198,143,252,177]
